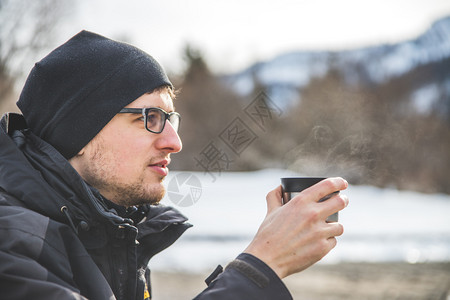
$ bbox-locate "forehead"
[125,90,174,111]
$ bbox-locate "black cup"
[281,177,339,222]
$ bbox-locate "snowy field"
[150,169,450,273]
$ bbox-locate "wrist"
[243,247,287,279]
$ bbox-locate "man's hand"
[244,177,349,279]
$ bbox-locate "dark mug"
[281,177,339,222]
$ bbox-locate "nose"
[155,120,182,153]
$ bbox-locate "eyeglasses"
[118,107,181,134]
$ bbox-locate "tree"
[0,0,69,111]
[170,45,245,170]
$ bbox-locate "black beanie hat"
[17,30,173,159]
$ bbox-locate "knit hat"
[17,30,173,159]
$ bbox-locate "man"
[0,31,349,299]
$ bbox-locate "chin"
[145,184,166,205]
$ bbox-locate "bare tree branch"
[0,0,70,106]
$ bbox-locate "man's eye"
[146,112,161,126]
[147,114,157,123]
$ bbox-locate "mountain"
[174,16,449,193]
[225,16,450,110]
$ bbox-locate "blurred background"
[1,0,450,299]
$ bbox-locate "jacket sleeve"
[0,204,114,300]
[0,249,88,300]
[0,207,88,299]
[193,253,293,300]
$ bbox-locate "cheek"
[92,124,156,176]
[111,136,153,168]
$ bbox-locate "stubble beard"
[81,138,166,207]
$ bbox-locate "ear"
[68,146,87,176]
[77,147,85,156]
[68,146,85,165]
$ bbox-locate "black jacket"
[0,113,292,300]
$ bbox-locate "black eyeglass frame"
[118,107,181,134]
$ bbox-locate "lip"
[148,159,170,176]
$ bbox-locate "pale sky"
[65,0,450,74]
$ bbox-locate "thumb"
[266,185,283,214]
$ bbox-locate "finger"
[266,185,283,213]
[326,222,345,238]
[302,177,348,203]
[320,194,349,220]
[326,236,338,250]
[317,177,348,199]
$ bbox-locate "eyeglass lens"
[167,114,180,132]
[146,109,180,133]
